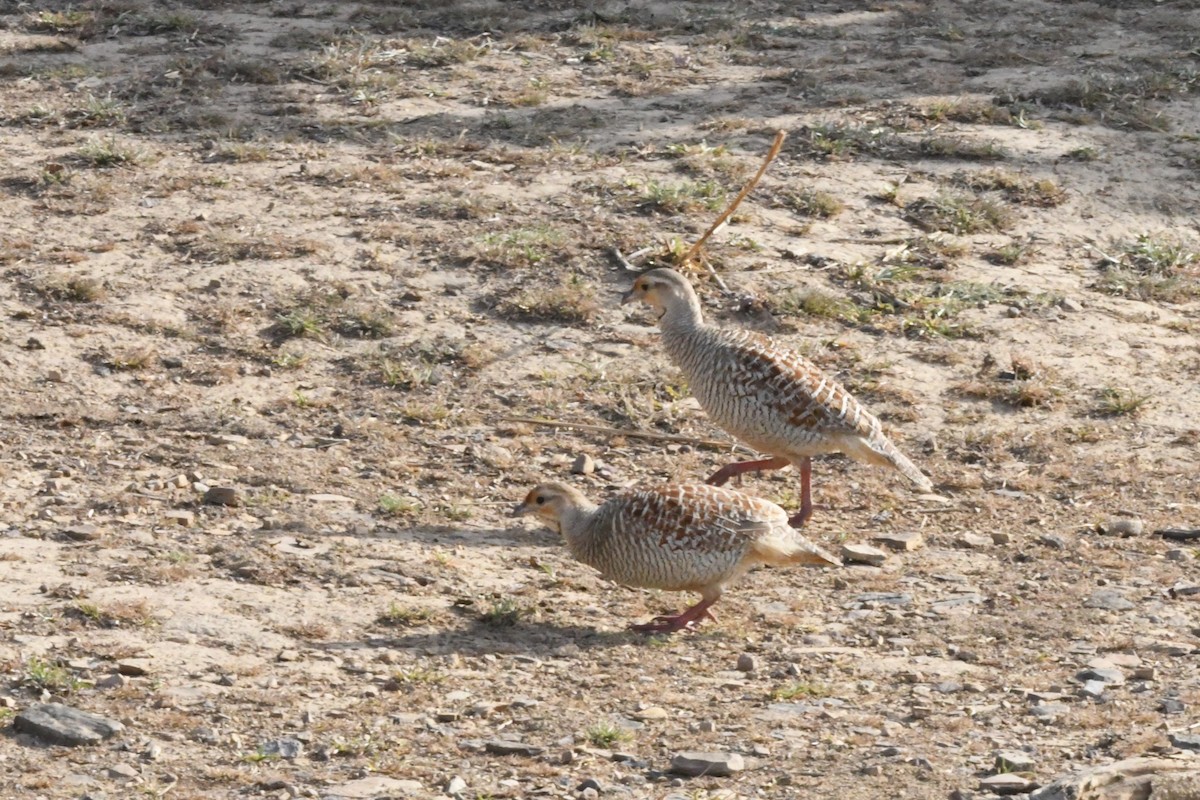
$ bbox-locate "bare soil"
[1,1,1199,798]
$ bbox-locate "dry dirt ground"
[2,1,1200,799]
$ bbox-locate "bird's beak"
[511,501,532,518]
[619,287,637,305]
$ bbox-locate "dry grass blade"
[680,129,787,291]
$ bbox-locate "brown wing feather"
[616,483,784,556]
[724,330,882,439]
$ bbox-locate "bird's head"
[512,481,589,528]
[619,268,698,318]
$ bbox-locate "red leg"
[787,456,814,528]
[630,597,718,634]
[706,456,790,487]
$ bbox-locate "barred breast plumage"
[621,268,933,527]
[513,481,839,633]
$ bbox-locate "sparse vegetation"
[473,227,565,270]
[961,170,1067,206]
[479,597,524,627]
[636,178,726,214]
[904,193,1015,234]
[495,278,601,326]
[378,495,420,516]
[1094,386,1151,417]
[24,656,82,693]
[74,136,144,168]
[274,308,325,339]
[779,188,845,219]
[38,275,106,303]
[586,721,633,747]
[69,599,159,628]
[954,355,1063,409]
[772,682,831,700]
[1094,234,1200,302]
[377,603,433,627]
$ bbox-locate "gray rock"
[1039,534,1067,549]
[981,773,1037,795]
[735,653,757,672]
[1169,733,1200,751]
[1030,703,1069,719]
[570,454,595,475]
[1158,527,1200,541]
[14,703,125,746]
[96,674,127,690]
[260,738,303,759]
[931,594,985,611]
[485,739,545,757]
[1161,698,1185,715]
[1097,517,1143,537]
[63,524,101,542]
[841,543,887,566]
[106,764,138,780]
[1076,667,1125,685]
[957,533,992,549]
[852,592,912,607]
[1029,757,1200,800]
[670,751,745,777]
[872,532,924,551]
[633,706,668,721]
[1080,680,1108,699]
[324,777,423,798]
[203,486,242,507]
[446,775,467,795]
[1171,581,1200,597]
[1083,589,1133,611]
[995,750,1037,772]
[117,659,151,677]
[1058,297,1084,312]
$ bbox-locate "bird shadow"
[311,615,653,656]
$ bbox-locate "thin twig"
[609,246,655,273]
[681,129,787,289]
[502,415,739,451]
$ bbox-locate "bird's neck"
[658,293,705,338]
[558,502,601,559]
[658,295,709,370]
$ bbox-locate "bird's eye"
[535,496,545,505]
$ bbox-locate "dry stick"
[502,415,742,452]
[609,245,655,272]
[681,129,788,292]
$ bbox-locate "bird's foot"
[629,614,695,634]
[630,607,717,634]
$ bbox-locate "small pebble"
[669,751,744,777]
[203,487,242,507]
[1097,517,1143,537]
[980,773,1037,795]
[994,750,1036,772]
[842,543,888,566]
[872,532,924,552]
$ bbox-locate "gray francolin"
[512,481,839,633]
[622,267,933,527]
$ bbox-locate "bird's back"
[665,325,883,456]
